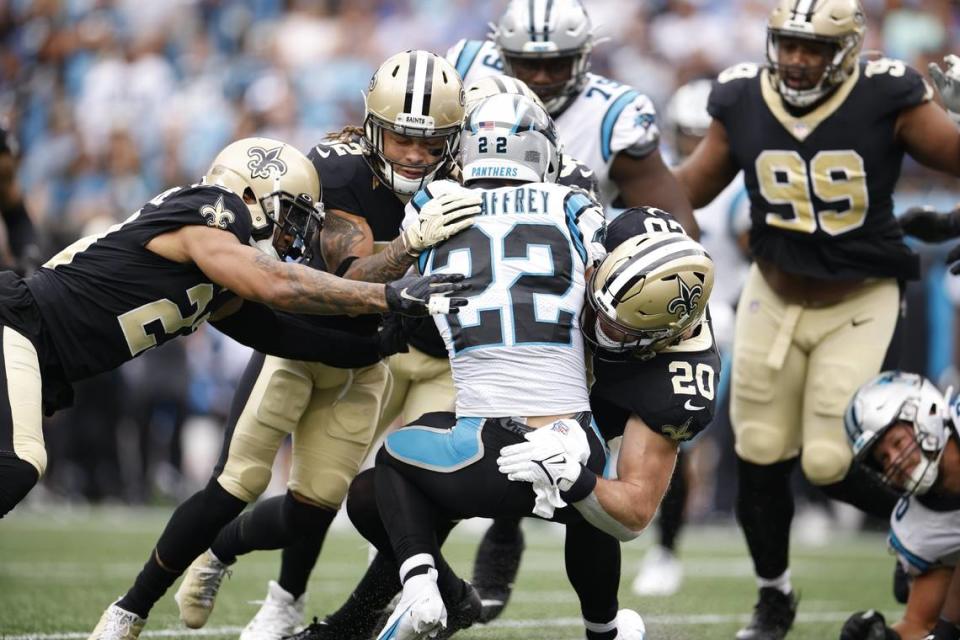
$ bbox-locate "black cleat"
[435,582,483,640]
[282,616,374,640]
[472,522,525,623]
[735,588,798,640]
[892,561,910,605]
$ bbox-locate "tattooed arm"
[149,224,390,315]
[321,208,415,283]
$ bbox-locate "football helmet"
[491,0,596,115]
[205,137,323,260]
[844,371,951,496]
[465,76,545,114]
[766,0,866,108]
[460,93,561,185]
[363,50,465,196]
[584,222,714,360]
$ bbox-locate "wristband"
[560,465,597,503]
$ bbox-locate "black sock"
[658,450,687,552]
[278,533,324,599]
[819,463,899,519]
[325,552,400,633]
[119,478,247,618]
[736,456,796,580]
[566,519,619,627]
[0,455,38,518]
[472,516,524,591]
[586,628,617,640]
[212,492,335,566]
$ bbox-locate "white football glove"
[496,419,591,491]
[929,55,960,121]
[402,192,483,256]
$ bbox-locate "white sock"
[757,569,792,595]
[399,553,435,585]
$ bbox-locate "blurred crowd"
[2,0,959,513]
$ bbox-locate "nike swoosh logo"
[579,167,594,177]
[684,399,705,411]
[400,289,422,302]
[851,317,873,327]
[314,146,331,158]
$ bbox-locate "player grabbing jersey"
[446,0,695,230]
[675,1,960,637]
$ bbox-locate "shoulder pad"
[308,141,366,188]
[708,62,761,120]
[605,206,686,250]
[861,59,933,109]
[155,185,256,240]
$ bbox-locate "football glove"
[497,419,591,491]
[925,618,960,640]
[402,192,483,256]
[385,273,469,317]
[839,610,900,640]
[377,313,410,358]
[899,206,960,243]
[929,55,960,122]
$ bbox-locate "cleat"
[281,616,371,640]
[631,545,683,597]
[435,581,482,640]
[376,569,446,640]
[241,580,305,640]
[174,550,231,629]
[614,609,647,640]
[88,603,145,640]
[735,587,798,640]
[472,525,524,623]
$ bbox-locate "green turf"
[0,507,900,639]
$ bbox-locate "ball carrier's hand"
[385,273,469,316]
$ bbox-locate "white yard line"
[0,610,868,639]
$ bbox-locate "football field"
[1,508,899,640]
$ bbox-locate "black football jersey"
[308,137,447,357]
[588,206,719,442]
[708,59,930,280]
[24,185,253,381]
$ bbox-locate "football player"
[72,136,469,638]
[89,54,476,640]
[446,0,695,228]
[839,372,960,640]
[673,1,960,638]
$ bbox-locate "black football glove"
[377,313,410,359]
[900,206,960,243]
[840,610,900,640]
[385,273,469,317]
[924,618,960,640]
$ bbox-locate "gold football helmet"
[364,50,465,196]
[464,76,545,113]
[766,0,866,107]
[585,229,714,360]
[205,137,323,260]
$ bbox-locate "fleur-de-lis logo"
[199,195,236,230]
[667,277,703,319]
[662,418,694,442]
[246,146,287,180]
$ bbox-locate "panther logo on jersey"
[246,146,288,180]
[199,195,236,230]
[667,278,703,320]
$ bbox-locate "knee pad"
[801,441,852,486]
[288,441,364,509]
[217,421,286,502]
[733,421,792,465]
[732,347,776,406]
[0,455,39,518]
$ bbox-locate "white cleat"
[614,609,647,640]
[174,550,231,629]
[88,603,146,640]
[376,569,447,640]
[240,580,306,640]
[631,545,683,597]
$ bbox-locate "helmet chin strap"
[908,457,940,495]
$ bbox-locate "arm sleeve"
[563,189,607,265]
[571,493,642,542]
[211,301,382,367]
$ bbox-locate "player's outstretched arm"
[674,119,739,210]
[165,225,466,316]
[611,149,700,239]
[897,99,960,177]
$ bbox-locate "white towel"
[532,481,567,518]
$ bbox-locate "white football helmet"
[464,76,545,114]
[491,0,596,114]
[460,93,561,185]
[665,79,713,139]
[844,371,951,495]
